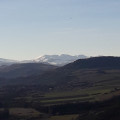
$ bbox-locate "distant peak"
[34,54,87,66]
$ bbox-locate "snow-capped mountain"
[0,54,87,66]
[0,58,18,66]
[34,54,87,66]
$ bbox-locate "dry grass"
[9,108,41,117]
[49,114,78,120]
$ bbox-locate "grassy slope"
[6,69,120,107]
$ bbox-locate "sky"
[0,0,120,60]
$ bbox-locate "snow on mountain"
[34,54,87,65]
[0,54,87,66]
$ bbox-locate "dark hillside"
[0,63,57,78]
[62,56,120,70]
[2,56,120,89]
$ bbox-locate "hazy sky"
[0,0,120,60]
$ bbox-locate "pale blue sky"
[0,0,120,60]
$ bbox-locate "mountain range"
[1,56,120,89]
[33,54,87,65]
[0,54,87,66]
[0,58,18,66]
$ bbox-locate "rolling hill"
[2,56,120,89]
[33,56,120,86]
[0,63,57,79]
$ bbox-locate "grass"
[40,97,94,104]
[13,86,119,106]
[9,108,42,117]
[41,69,120,105]
[2,69,120,107]
[49,114,79,120]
